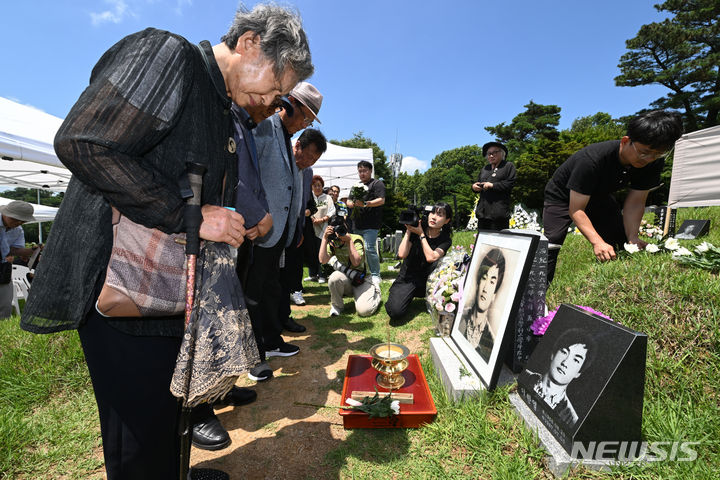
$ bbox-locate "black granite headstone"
[675,220,710,239]
[652,206,666,229]
[502,229,548,373]
[517,304,647,457]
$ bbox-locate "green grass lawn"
[1,207,719,479]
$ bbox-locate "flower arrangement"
[509,204,541,231]
[349,182,368,203]
[348,182,369,219]
[638,219,663,240]
[466,196,479,230]
[531,305,613,336]
[426,246,470,335]
[620,235,720,272]
[674,241,720,272]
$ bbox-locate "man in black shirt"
[350,160,385,285]
[543,110,683,283]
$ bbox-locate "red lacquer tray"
[339,354,437,428]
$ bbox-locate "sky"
[1,0,671,174]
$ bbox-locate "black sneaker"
[190,468,229,480]
[213,386,257,407]
[283,317,306,333]
[266,341,300,357]
[248,362,273,382]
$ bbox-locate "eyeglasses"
[486,150,504,157]
[631,142,669,161]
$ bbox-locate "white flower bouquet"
[638,219,664,240]
[674,241,720,272]
[349,182,369,202]
[509,204,541,231]
[426,245,470,336]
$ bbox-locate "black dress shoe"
[190,468,230,480]
[192,416,231,451]
[283,317,306,333]
[214,386,257,407]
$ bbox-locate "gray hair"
[221,4,314,82]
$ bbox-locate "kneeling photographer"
[385,203,453,322]
[319,215,381,317]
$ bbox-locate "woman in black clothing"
[472,141,516,231]
[385,203,452,322]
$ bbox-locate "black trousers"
[79,307,183,480]
[543,195,626,283]
[385,276,425,320]
[301,220,320,278]
[278,229,304,323]
[245,229,288,359]
[478,217,509,231]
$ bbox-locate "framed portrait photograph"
[452,231,538,389]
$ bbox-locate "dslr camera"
[327,214,348,242]
[399,204,432,226]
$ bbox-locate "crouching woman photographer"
[385,203,453,322]
[319,215,381,317]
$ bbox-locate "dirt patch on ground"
[190,290,428,480]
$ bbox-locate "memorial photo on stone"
[522,328,596,427]
[517,304,648,455]
[675,219,710,239]
[453,231,537,389]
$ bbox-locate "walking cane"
[178,162,206,480]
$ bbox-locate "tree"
[615,0,720,130]
[396,171,427,206]
[484,101,561,157]
[560,112,626,145]
[430,144,484,180]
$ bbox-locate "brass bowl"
[370,343,410,389]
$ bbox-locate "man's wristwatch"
[363,201,368,207]
[419,235,426,240]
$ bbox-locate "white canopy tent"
[668,125,720,208]
[311,142,374,198]
[0,96,70,191]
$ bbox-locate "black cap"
[482,141,508,157]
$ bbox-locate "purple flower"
[530,305,614,336]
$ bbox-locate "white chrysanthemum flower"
[672,247,693,256]
[664,238,679,251]
[390,400,400,415]
[695,242,712,253]
[645,243,660,253]
[624,243,640,254]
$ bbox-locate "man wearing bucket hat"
[471,141,517,231]
[0,200,40,317]
[242,81,325,379]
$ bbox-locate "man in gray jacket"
[245,82,326,381]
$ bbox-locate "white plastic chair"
[11,265,31,316]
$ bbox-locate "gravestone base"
[509,393,648,477]
[429,337,514,400]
